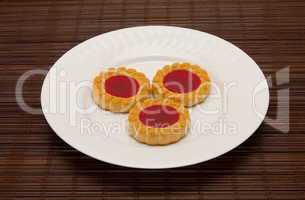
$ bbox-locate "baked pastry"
[128,98,189,145]
[152,62,211,107]
[93,67,150,112]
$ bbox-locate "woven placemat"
[0,0,304,199]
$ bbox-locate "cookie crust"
[152,63,211,107]
[93,67,150,112]
[128,98,190,145]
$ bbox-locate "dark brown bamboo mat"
[1,0,305,199]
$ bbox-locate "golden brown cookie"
[93,67,150,112]
[128,98,189,145]
[152,62,211,107]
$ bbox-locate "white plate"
[41,26,269,169]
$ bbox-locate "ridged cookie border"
[128,98,190,145]
[152,62,211,107]
[93,67,150,113]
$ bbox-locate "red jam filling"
[105,75,139,98]
[139,105,180,128]
[163,70,201,93]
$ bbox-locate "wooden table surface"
[1,0,305,199]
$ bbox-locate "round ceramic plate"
[41,26,269,169]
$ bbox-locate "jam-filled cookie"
[152,62,211,107]
[128,98,189,145]
[93,67,150,112]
